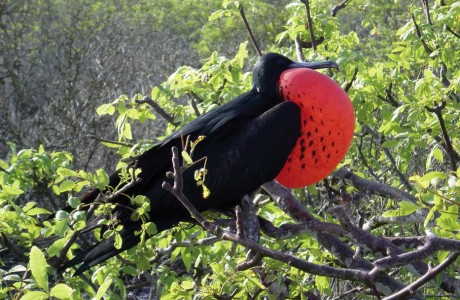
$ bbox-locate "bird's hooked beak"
[289,60,339,71]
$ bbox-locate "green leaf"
[96,103,115,116]
[56,167,78,177]
[315,275,331,295]
[48,238,67,257]
[181,247,193,272]
[409,175,429,189]
[381,140,399,148]
[122,122,133,140]
[180,280,195,290]
[25,207,51,216]
[67,196,81,208]
[20,291,48,300]
[114,232,123,249]
[437,205,460,230]
[182,151,193,167]
[382,201,421,217]
[57,180,75,194]
[94,278,112,300]
[96,169,110,187]
[145,222,158,235]
[433,148,443,163]
[202,183,211,199]
[29,246,49,292]
[421,171,448,183]
[50,283,74,299]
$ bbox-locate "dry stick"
[239,6,262,57]
[425,101,458,172]
[383,251,460,300]
[136,96,178,126]
[300,0,317,51]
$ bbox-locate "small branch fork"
[162,146,460,298]
[425,101,458,172]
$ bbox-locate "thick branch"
[383,251,460,300]
[333,167,417,203]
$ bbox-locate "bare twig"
[295,36,306,62]
[331,0,352,17]
[239,6,262,57]
[188,92,202,117]
[445,25,460,39]
[362,126,413,191]
[300,0,317,51]
[87,134,134,147]
[412,13,433,54]
[344,67,358,93]
[0,233,27,260]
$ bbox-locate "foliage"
[0,0,459,299]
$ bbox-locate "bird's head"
[252,53,354,188]
[251,53,338,100]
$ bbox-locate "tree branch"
[136,96,178,126]
[333,167,417,203]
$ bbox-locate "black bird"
[59,53,339,275]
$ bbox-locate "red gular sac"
[275,68,355,188]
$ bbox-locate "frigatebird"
[59,53,354,275]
